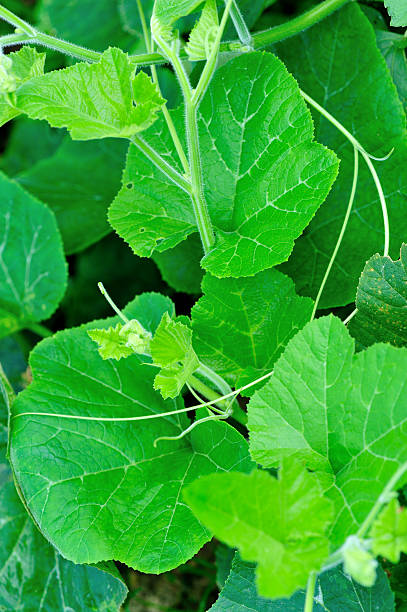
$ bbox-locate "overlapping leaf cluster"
[0,0,406,610]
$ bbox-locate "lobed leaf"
[16,48,164,140]
[184,459,333,599]
[10,293,253,573]
[191,269,313,394]
[248,315,407,548]
[0,48,45,127]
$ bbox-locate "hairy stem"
[304,571,317,612]
[311,148,359,319]
[0,0,351,65]
[228,0,253,48]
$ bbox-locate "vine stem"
[0,0,351,65]
[135,0,190,175]
[228,0,253,48]
[304,571,317,612]
[311,148,359,319]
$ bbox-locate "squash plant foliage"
[0,0,407,609]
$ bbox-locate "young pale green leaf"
[0,172,67,338]
[384,0,407,26]
[342,537,378,587]
[15,48,164,140]
[277,4,407,307]
[151,312,199,398]
[371,498,407,563]
[210,552,395,611]
[184,460,333,599]
[186,0,219,61]
[248,315,407,548]
[110,52,338,277]
[0,48,45,127]
[88,319,152,360]
[349,246,407,350]
[152,0,204,40]
[10,293,253,573]
[191,270,313,394]
[17,137,127,254]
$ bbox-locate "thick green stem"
[0,0,351,65]
[304,571,317,612]
[25,322,53,338]
[185,101,215,253]
[228,0,253,47]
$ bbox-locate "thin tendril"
[153,412,227,446]
[311,147,359,319]
[300,90,391,259]
[343,308,357,326]
[13,371,274,422]
[186,382,225,415]
[97,282,129,323]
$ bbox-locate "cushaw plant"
[0,0,407,609]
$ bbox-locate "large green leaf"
[384,0,407,26]
[0,172,67,338]
[0,359,128,610]
[277,4,407,307]
[210,552,394,611]
[375,29,407,112]
[184,460,333,599]
[37,0,132,50]
[16,137,127,254]
[10,293,253,573]
[248,315,407,548]
[199,51,338,277]
[110,52,338,278]
[0,48,45,127]
[152,234,204,294]
[16,48,164,140]
[349,245,407,349]
[191,269,313,393]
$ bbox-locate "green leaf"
[88,319,152,360]
[16,48,163,140]
[210,552,395,611]
[152,0,204,32]
[119,0,154,38]
[199,51,339,278]
[191,269,313,394]
[247,315,407,548]
[10,293,253,573]
[384,0,407,26]
[0,172,67,338]
[349,246,407,349]
[109,108,195,256]
[371,498,407,563]
[37,0,132,50]
[153,234,204,294]
[0,48,45,127]
[186,0,219,61]
[0,370,128,610]
[276,4,407,307]
[342,537,378,587]
[110,53,338,278]
[16,137,127,254]
[151,312,199,398]
[184,460,333,599]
